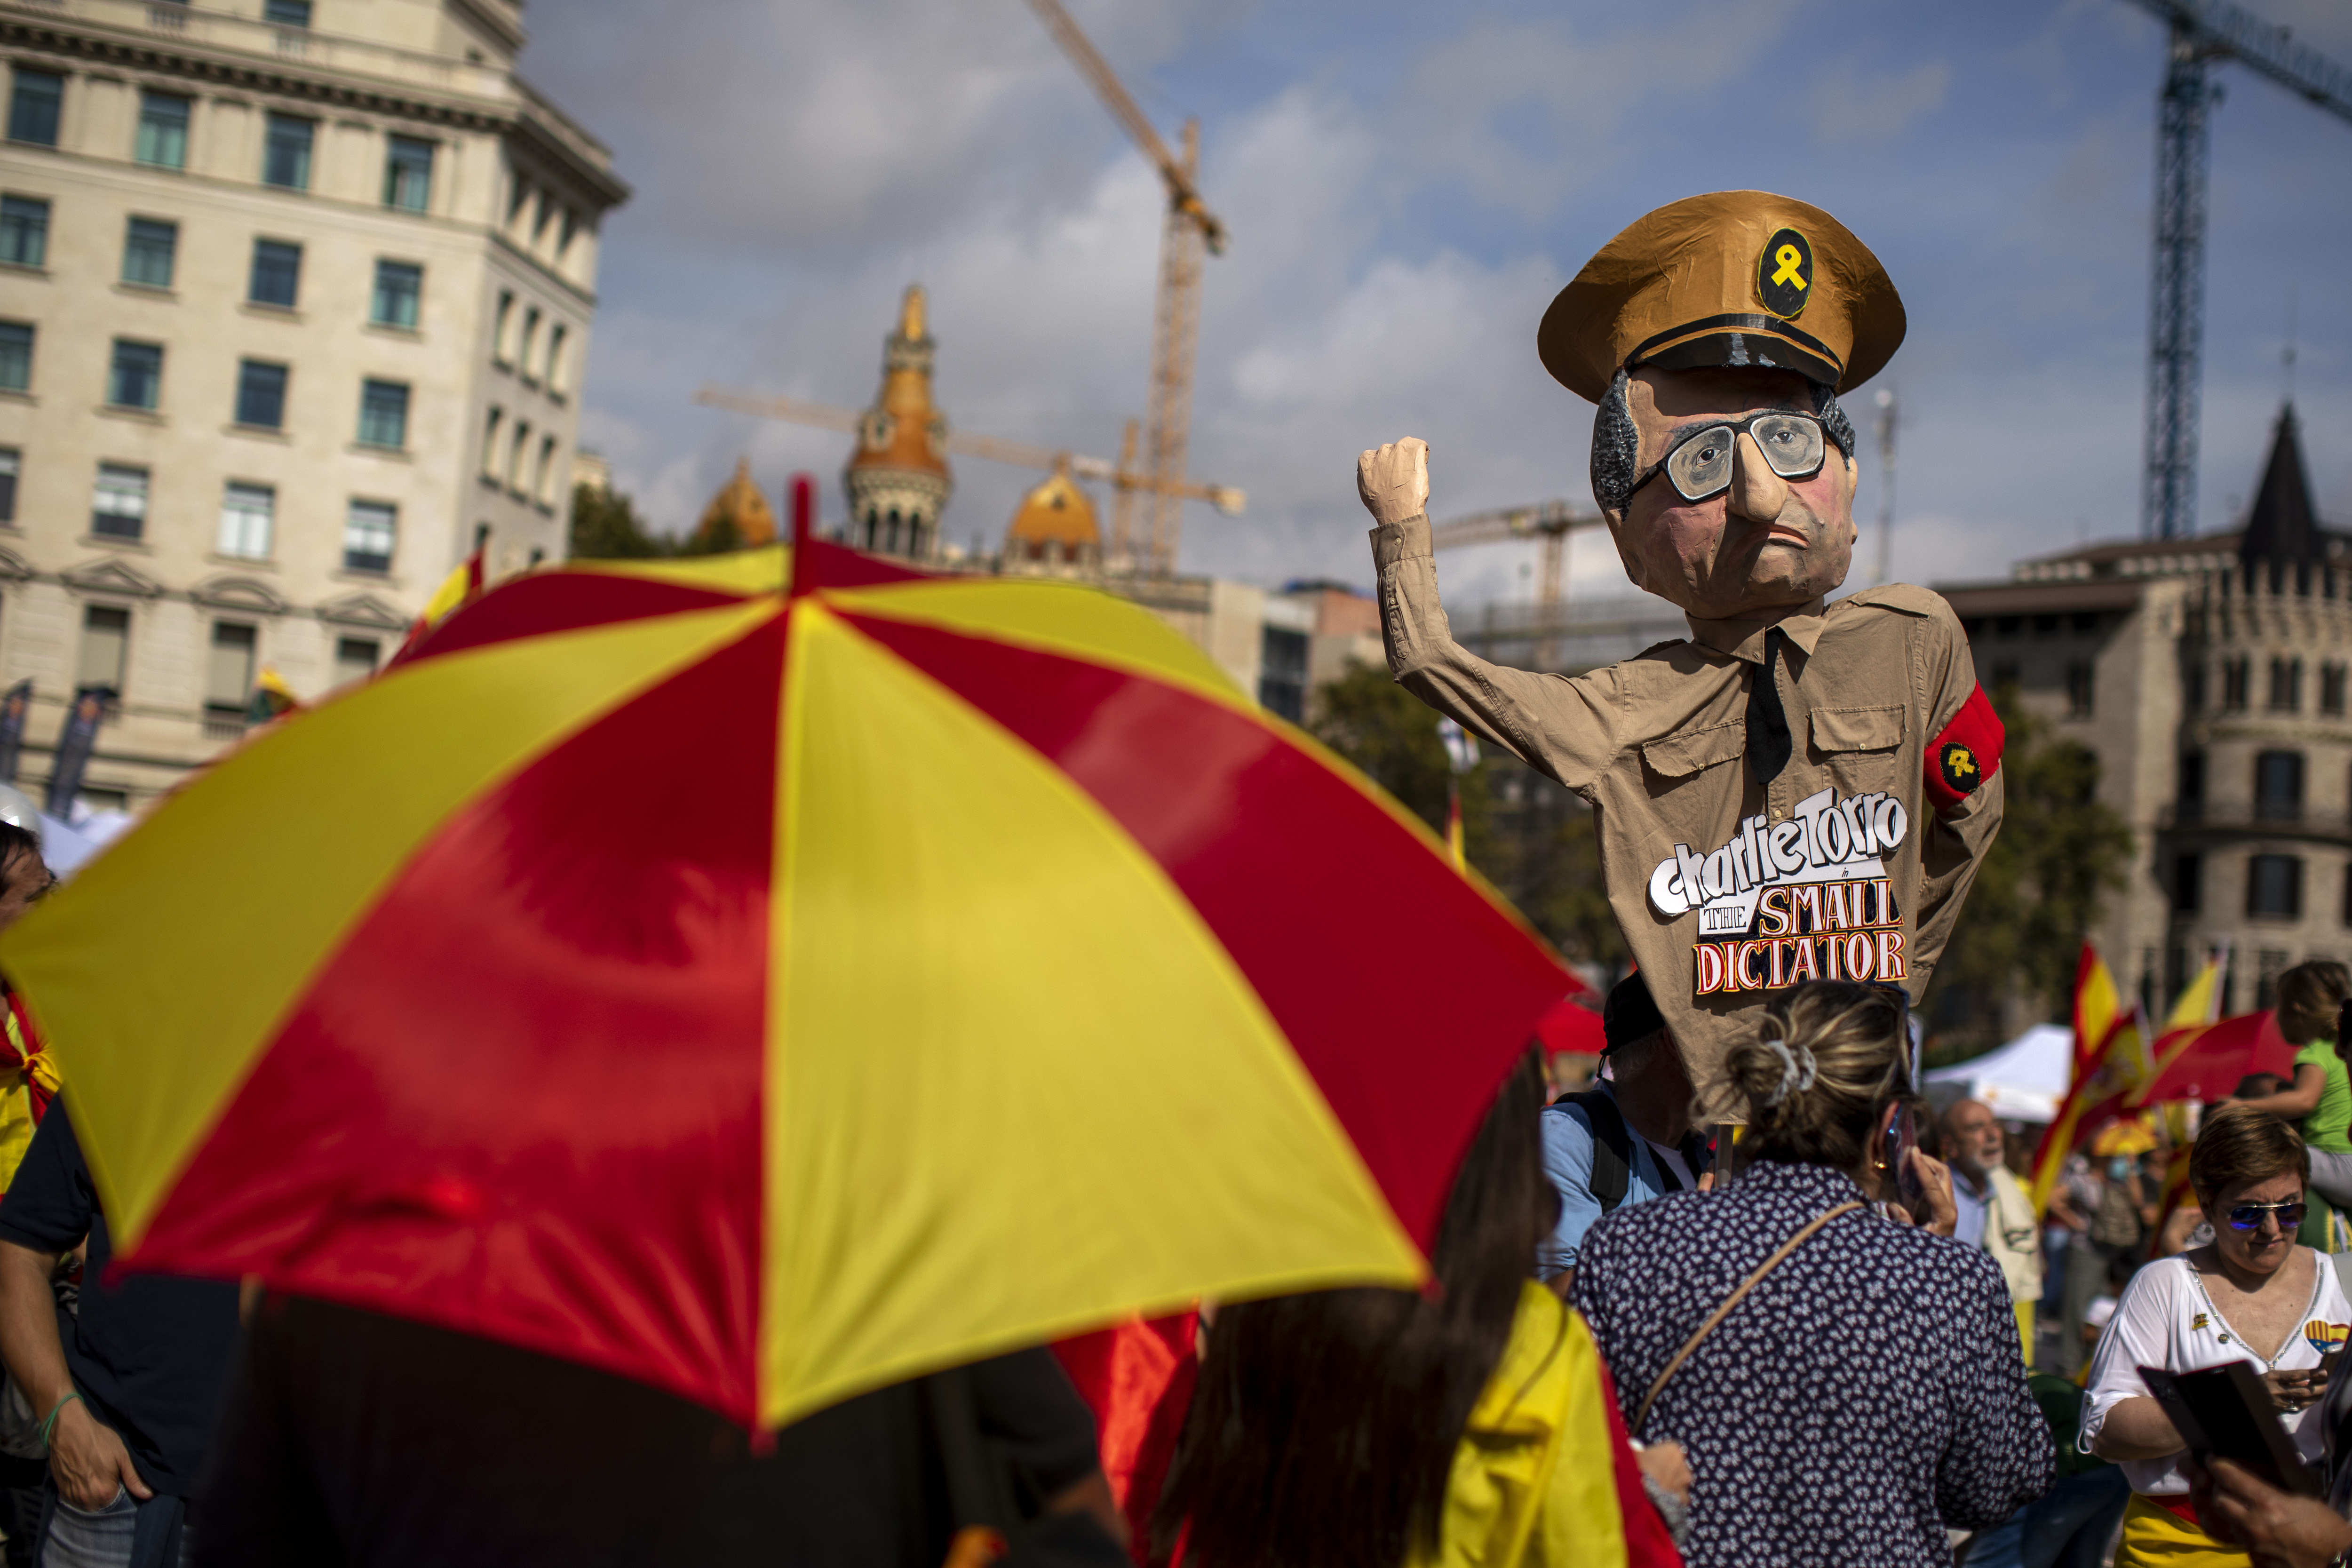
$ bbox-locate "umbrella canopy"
[1,539,1570,1430]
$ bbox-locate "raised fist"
[1357,438,1430,528]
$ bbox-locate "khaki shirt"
[1372,512,2002,1113]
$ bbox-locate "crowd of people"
[0,764,2347,1568]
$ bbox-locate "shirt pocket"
[1639,721,1747,780]
[1810,704,1905,795]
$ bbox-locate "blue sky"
[520,0,2352,607]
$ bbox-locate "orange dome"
[1006,461,1098,557]
[694,458,778,549]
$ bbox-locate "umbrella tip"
[788,472,816,596]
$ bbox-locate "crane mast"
[2123,0,2352,540]
[1025,0,1226,577]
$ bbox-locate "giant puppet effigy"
[1358,191,2005,1113]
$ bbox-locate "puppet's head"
[1539,192,1905,621]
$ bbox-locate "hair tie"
[1762,1037,1818,1105]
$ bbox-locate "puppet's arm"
[1903,622,2010,995]
[1358,440,1611,788]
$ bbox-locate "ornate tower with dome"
[844,286,953,560]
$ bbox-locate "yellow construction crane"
[1025,0,1226,577]
[1428,501,1605,668]
[692,386,1244,518]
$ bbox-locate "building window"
[2065,661,2095,718]
[480,406,503,478]
[508,419,531,489]
[2325,663,2349,718]
[333,635,379,685]
[2174,853,2202,914]
[535,434,558,505]
[120,216,177,289]
[342,499,396,573]
[545,322,568,393]
[262,114,314,191]
[2256,949,2293,1011]
[2223,657,2250,712]
[1258,626,1308,721]
[205,621,255,723]
[2270,658,2303,713]
[2177,751,2205,819]
[76,605,128,692]
[234,359,287,430]
[107,340,163,410]
[2183,660,2207,713]
[0,447,16,522]
[0,322,30,392]
[2249,854,2304,920]
[248,239,302,308]
[91,463,147,539]
[263,0,310,24]
[357,380,408,448]
[382,136,433,211]
[519,307,541,382]
[135,92,189,169]
[2255,750,2305,823]
[0,196,48,268]
[371,260,421,329]
[7,70,63,148]
[216,482,273,559]
[492,291,515,364]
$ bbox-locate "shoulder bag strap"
[1632,1201,1864,1433]
[1563,1090,1635,1212]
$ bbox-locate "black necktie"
[1748,628,1792,786]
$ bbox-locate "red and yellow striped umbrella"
[1,538,1569,1429]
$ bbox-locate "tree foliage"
[1307,662,1623,971]
[568,483,664,559]
[1924,688,2136,1047]
[567,482,747,561]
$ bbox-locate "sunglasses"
[2226,1200,2306,1232]
[1629,410,1828,504]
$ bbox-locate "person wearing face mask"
[1358,192,2003,1121]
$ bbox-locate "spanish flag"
[2030,945,2151,1217]
[391,544,486,664]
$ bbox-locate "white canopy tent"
[1923,1023,2073,1124]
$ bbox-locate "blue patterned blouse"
[1573,1159,2054,1568]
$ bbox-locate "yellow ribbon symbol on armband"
[1771,246,1809,291]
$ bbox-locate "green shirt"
[2297,1035,2352,1154]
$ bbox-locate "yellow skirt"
[2114,1492,2251,1567]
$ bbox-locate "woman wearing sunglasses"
[2082,1103,2352,1565]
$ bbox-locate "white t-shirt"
[1638,1133,1696,1193]
[2082,1250,2352,1495]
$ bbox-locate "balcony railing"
[2161,801,2352,842]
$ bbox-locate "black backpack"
[1552,1088,1712,1212]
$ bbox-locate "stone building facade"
[1936,407,2350,1018]
[0,0,623,809]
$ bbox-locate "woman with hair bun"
[1574,979,2054,1568]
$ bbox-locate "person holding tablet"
[2083,1104,2352,1566]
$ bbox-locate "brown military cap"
[1538,191,1905,404]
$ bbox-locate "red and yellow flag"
[2031,945,2151,1216]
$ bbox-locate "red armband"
[1924,683,2002,812]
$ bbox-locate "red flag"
[1053,1313,1199,1564]
[2132,1011,2291,1108]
